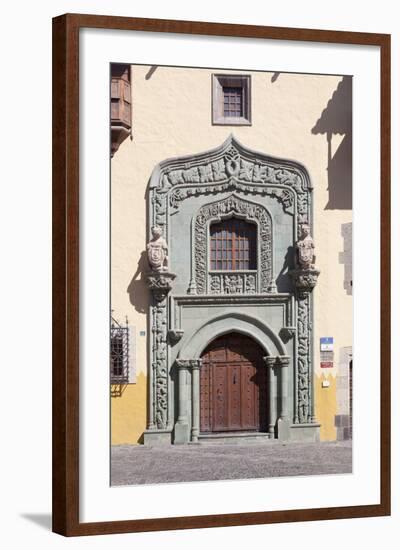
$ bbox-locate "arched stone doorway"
[200,333,267,433]
[143,136,321,445]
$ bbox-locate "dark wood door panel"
[200,333,267,433]
[200,361,212,432]
[228,365,242,429]
[213,364,228,431]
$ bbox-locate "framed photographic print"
[52,14,391,536]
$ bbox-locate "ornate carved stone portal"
[143,136,320,445]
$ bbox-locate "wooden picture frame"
[52,13,391,536]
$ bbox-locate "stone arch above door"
[177,311,286,360]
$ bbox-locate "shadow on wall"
[275,245,295,293]
[145,65,158,80]
[312,76,352,210]
[111,383,128,398]
[127,250,149,314]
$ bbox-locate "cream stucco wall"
[111,65,352,443]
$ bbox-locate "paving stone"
[111,441,352,486]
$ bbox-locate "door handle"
[233,373,236,384]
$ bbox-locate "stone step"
[198,432,274,445]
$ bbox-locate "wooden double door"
[200,333,267,433]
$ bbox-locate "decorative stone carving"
[169,178,295,214]
[150,136,311,239]
[146,136,317,438]
[279,326,296,341]
[275,355,290,368]
[210,271,257,295]
[175,359,202,370]
[245,274,257,294]
[168,329,184,344]
[151,300,168,429]
[194,195,272,294]
[147,226,169,272]
[296,296,312,423]
[296,224,315,269]
[209,272,257,295]
[289,224,320,299]
[264,356,277,368]
[290,268,320,299]
[146,268,176,430]
[147,271,176,302]
[264,355,290,368]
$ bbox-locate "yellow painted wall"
[111,373,147,444]
[315,374,337,441]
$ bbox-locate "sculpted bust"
[296,224,315,269]
[147,226,168,272]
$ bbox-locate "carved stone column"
[276,355,291,441]
[264,356,277,438]
[191,360,202,443]
[143,271,176,445]
[276,355,290,419]
[175,359,190,444]
[265,355,291,441]
[174,359,201,444]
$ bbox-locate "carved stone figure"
[224,275,243,294]
[296,224,315,269]
[147,226,168,272]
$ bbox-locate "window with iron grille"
[110,316,130,384]
[212,74,251,125]
[223,86,244,117]
[210,218,257,271]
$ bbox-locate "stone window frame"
[192,194,273,295]
[212,74,252,126]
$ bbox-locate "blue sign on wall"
[320,337,334,351]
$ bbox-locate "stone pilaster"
[143,270,176,445]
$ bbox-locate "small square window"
[212,74,251,125]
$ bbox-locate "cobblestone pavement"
[111,441,352,486]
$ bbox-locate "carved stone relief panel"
[210,272,257,295]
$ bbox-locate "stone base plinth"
[277,418,291,441]
[289,423,320,442]
[173,422,190,444]
[143,429,172,446]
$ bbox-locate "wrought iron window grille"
[110,314,129,384]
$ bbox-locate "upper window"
[210,218,257,271]
[212,74,251,125]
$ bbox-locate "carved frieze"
[209,272,257,295]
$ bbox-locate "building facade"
[110,66,352,445]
